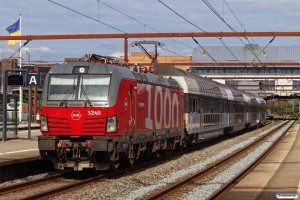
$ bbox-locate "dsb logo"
[71,110,81,120]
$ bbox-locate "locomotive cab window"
[79,75,110,101]
[48,75,78,101]
[48,74,111,102]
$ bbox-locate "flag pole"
[18,14,22,123]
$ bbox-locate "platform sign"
[26,72,40,86]
[7,74,24,86]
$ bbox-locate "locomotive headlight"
[41,116,48,132]
[106,116,117,133]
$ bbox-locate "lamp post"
[256,119,259,133]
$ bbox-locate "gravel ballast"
[0,121,289,200]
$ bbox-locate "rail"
[139,120,293,200]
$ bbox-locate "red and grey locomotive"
[38,55,266,170]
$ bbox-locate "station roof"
[192,45,300,63]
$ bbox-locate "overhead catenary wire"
[222,0,285,87]
[222,0,276,62]
[223,0,272,54]
[203,0,279,93]
[203,0,263,63]
[208,0,277,70]
[192,37,217,62]
[97,0,193,60]
[157,0,242,64]
[204,0,276,86]
[48,0,191,61]
[157,0,270,93]
[157,0,269,92]
[48,0,126,33]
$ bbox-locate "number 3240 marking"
[88,111,101,116]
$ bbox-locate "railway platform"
[222,120,300,199]
[0,123,41,167]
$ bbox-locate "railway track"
[139,120,294,200]
[0,171,103,200]
[0,120,278,199]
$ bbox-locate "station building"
[191,45,300,98]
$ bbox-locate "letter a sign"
[26,72,40,86]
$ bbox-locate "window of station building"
[225,80,232,86]
[257,80,275,90]
[287,68,294,74]
[195,68,202,74]
[198,68,204,74]
[260,68,267,74]
[191,67,198,74]
[193,66,300,75]
[269,68,275,74]
[239,68,245,74]
[226,68,231,74]
[206,68,211,74]
[210,68,216,74]
[280,68,287,74]
[293,80,300,90]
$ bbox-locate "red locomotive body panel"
[133,83,184,132]
[114,79,184,135]
[41,78,184,136]
[41,106,110,136]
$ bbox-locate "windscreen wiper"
[80,77,93,106]
[80,85,93,106]
[59,86,76,106]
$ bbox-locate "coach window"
[192,97,198,113]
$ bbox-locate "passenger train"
[38,55,267,170]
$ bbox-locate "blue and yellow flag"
[6,19,20,46]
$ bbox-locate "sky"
[1,0,300,63]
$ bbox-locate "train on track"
[38,54,267,171]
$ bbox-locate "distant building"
[121,52,192,71]
[191,45,300,97]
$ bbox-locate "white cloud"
[0,48,15,56]
[109,51,124,58]
[22,46,55,54]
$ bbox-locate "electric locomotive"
[38,57,184,170]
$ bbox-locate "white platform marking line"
[297,181,300,197]
[0,148,38,156]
